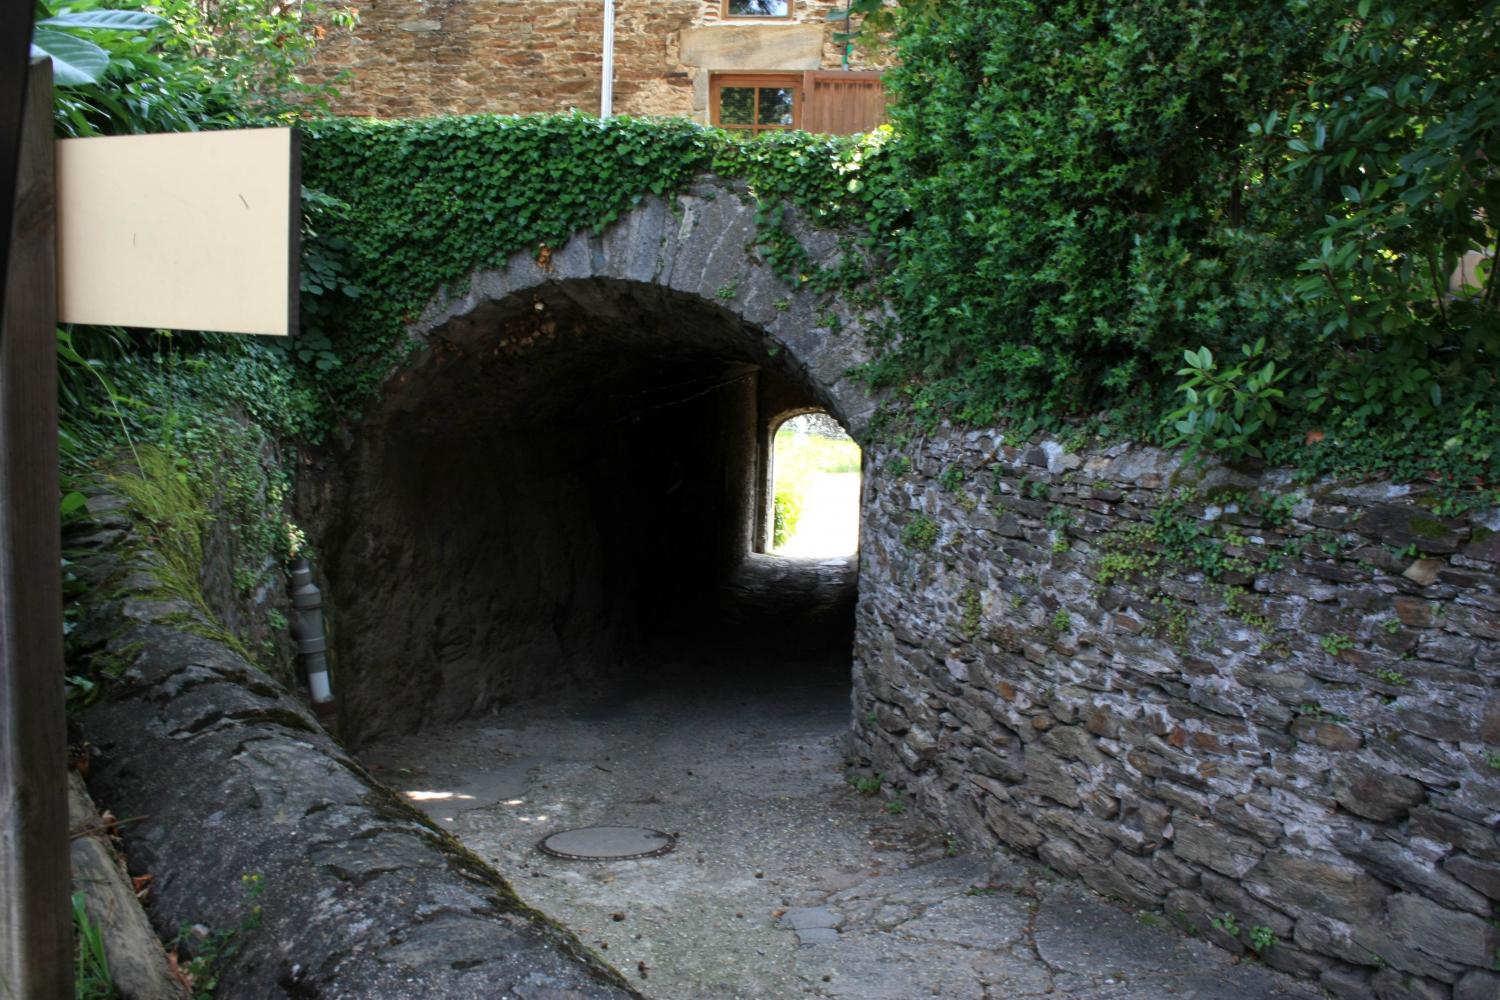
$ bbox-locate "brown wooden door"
[801,71,886,135]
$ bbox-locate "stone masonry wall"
[66,491,636,998]
[305,0,888,119]
[851,428,1500,1000]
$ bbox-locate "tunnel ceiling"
[378,278,835,435]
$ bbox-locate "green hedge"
[867,0,1497,503]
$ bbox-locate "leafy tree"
[869,0,1328,426]
[1273,0,1498,439]
[865,0,1496,493]
[37,0,353,469]
[34,0,355,136]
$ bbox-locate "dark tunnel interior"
[307,279,861,745]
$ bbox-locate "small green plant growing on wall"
[848,772,883,796]
[65,674,100,714]
[939,466,964,492]
[1320,634,1354,656]
[902,515,940,551]
[1145,596,1194,648]
[1210,912,1240,938]
[1248,925,1276,953]
[1298,702,1351,724]
[1051,610,1071,633]
[1376,669,1412,688]
[958,587,983,641]
[175,872,266,999]
[1482,751,1500,770]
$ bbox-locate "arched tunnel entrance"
[307,276,864,746]
[302,274,921,995]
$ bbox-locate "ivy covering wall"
[297,115,893,414]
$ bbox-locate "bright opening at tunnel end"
[771,413,861,558]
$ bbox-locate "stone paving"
[785,855,1321,999]
[362,557,1326,1000]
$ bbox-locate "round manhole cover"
[538,826,676,861]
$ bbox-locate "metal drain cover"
[538,826,676,861]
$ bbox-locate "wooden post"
[0,58,69,1000]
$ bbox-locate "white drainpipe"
[600,0,616,118]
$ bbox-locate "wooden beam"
[0,58,69,1000]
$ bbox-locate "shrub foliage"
[868,0,1496,496]
[50,0,1499,502]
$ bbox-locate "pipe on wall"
[600,0,616,118]
[289,556,335,715]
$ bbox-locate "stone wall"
[66,492,636,998]
[851,429,1500,1000]
[304,0,889,119]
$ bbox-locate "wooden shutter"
[801,71,886,136]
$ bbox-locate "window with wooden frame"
[711,71,887,137]
[710,73,801,134]
[721,0,792,18]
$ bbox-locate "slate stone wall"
[850,428,1500,1000]
[66,493,636,999]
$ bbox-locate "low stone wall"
[67,494,636,999]
[851,429,1500,1000]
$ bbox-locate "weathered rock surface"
[69,772,189,1000]
[69,520,636,1000]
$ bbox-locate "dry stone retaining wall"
[851,428,1500,1000]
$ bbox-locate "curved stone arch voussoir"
[407,176,882,440]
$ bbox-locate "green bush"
[51,0,1499,511]
[870,0,1498,498]
[773,486,804,548]
[871,0,1327,427]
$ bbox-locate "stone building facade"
[305,0,891,129]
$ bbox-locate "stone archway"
[407,178,880,439]
[303,179,882,745]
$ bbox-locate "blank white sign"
[56,127,299,336]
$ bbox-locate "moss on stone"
[1406,514,1451,540]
